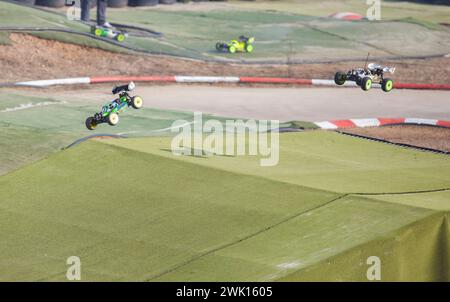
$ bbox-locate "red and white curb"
[314,118,450,129]
[7,76,450,90]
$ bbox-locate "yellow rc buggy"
[216,36,255,53]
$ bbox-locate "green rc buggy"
[216,36,255,53]
[91,25,128,42]
[85,82,143,130]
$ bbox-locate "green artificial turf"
[230,0,450,25]
[1,1,449,62]
[0,132,448,281]
[107,6,450,60]
[0,1,133,53]
[0,92,231,175]
[369,190,450,211]
[0,140,339,281]
[0,0,449,281]
[104,132,450,194]
[152,197,442,281]
[1,91,282,175]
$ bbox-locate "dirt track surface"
[136,86,450,121]
[1,33,450,84]
[344,125,450,152]
[11,84,450,122]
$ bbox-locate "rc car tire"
[228,46,236,53]
[94,28,103,36]
[361,77,372,91]
[216,42,223,51]
[334,72,346,85]
[85,117,97,130]
[131,96,143,109]
[381,78,393,92]
[246,44,254,53]
[108,113,120,126]
[115,33,126,42]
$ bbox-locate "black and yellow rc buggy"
[216,36,255,53]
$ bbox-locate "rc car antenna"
[364,52,370,69]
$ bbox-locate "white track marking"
[0,101,66,113]
[116,131,139,135]
[277,260,302,270]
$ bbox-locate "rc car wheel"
[85,117,97,130]
[94,28,102,36]
[361,77,372,91]
[131,96,143,109]
[245,44,254,53]
[107,113,119,126]
[228,46,236,53]
[216,42,223,51]
[115,33,125,42]
[381,78,393,92]
[334,72,347,85]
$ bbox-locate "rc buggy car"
[334,63,396,92]
[216,36,255,53]
[91,25,128,42]
[85,82,143,130]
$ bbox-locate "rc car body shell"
[91,25,128,42]
[101,96,128,117]
[216,36,255,53]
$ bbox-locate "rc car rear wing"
[384,67,395,74]
[112,82,135,94]
[367,63,395,74]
